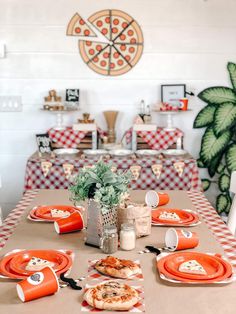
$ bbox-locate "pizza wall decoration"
[67,9,144,76]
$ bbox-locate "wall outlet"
[0,96,23,112]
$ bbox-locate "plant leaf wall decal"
[227,62,236,91]
[193,104,216,128]
[198,87,236,104]
[213,102,236,136]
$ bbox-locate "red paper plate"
[9,250,70,276]
[152,212,200,226]
[34,205,80,221]
[157,252,232,283]
[29,208,52,221]
[152,208,197,224]
[0,250,72,279]
[164,252,224,280]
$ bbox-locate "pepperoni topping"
[120,45,126,51]
[89,49,95,55]
[113,18,119,25]
[79,19,85,25]
[128,30,134,36]
[130,38,137,44]
[93,57,99,63]
[117,59,124,66]
[113,52,119,59]
[86,41,92,46]
[129,47,135,53]
[84,29,90,36]
[112,27,118,34]
[75,27,81,33]
[125,55,131,62]
[122,22,128,28]
[100,60,107,67]
[105,17,110,23]
[102,28,108,35]
[96,20,103,27]
[110,62,115,69]
[120,34,126,41]
[96,45,102,51]
[103,52,109,58]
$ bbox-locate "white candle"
[120,223,136,251]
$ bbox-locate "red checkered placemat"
[87,259,144,281]
[187,190,236,270]
[0,190,38,250]
[81,282,145,312]
[125,127,184,150]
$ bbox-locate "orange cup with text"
[165,228,199,251]
[179,98,188,111]
[54,211,84,234]
[16,266,59,302]
[145,191,170,208]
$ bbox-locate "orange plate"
[164,252,224,280]
[0,250,72,279]
[9,250,69,276]
[29,208,52,221]
[152,212,199,226]
[152,208,195,224]
[157,252,233,283]
[34,205,78,221]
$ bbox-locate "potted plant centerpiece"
[70,161,131,247]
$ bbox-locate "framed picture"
[161,84,186,106]
[36,134,52,154]
[66,89,80,102]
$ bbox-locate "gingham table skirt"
[24,155,202,191]
[1,190,236,272]
[125,127,184,150]
[48,127,107,148]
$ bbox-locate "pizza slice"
[159,211,180,221]
[110,10,133,41]
[95,256,141,279]
[109,45,131,76]
[50,208,70,218]
[88,9,112,41]
[67,13,96,37]
[25,257,55,271]
[114,20,144,44]
[84,281,139,311]
[114,43,143,67]
[179,260,207,275]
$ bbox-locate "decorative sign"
[161,85,186,106]
[66,89,80,102]
[67,10,144,76]
[36,134,52,154]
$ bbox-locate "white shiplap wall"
[0,0,236,217]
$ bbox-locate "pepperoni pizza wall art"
[67,10,144,76]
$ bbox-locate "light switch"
[0,96,23,112]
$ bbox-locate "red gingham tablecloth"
[48,127,107,149]
[24,154,202,191]
[125,127,184,150]
[1,190,236,271]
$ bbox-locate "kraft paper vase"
[103,111,118,143]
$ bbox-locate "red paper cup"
[165,228,199,251]
[145,191,170,208]
[16,266,59,302]
[179,98,188,111]
[54,211,84,234]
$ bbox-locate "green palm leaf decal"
[227,62,236,91]
[202,179,211,191]
[198,87,236,104]
[213,102,236,136]
[216,194,231,214]
[200,127,231,165]
[208,153,224,177]
[197,158,205,168]
[216,163,225,174]
[226,144,236,172]
[219,174,230,192]
[193,104,216,128]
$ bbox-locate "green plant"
[69,160,131,214]
[193,62,236,214]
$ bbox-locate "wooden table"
[0,190,236,314]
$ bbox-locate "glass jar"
[120,223,136,251]
[100,225,118,254]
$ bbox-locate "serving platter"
[135,150,161,156]
[53,148,79,155]
[83,149,107,156]
[162,149,187,156]
[109,149,134,157]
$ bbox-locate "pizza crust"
[95,256,141,279]
[84,281,139,311]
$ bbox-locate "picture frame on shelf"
[161,84,186,106]
[66,89,80,102]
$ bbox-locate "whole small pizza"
[95,256,141,279]
[67,9,144,76]
[84,281,139,311]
